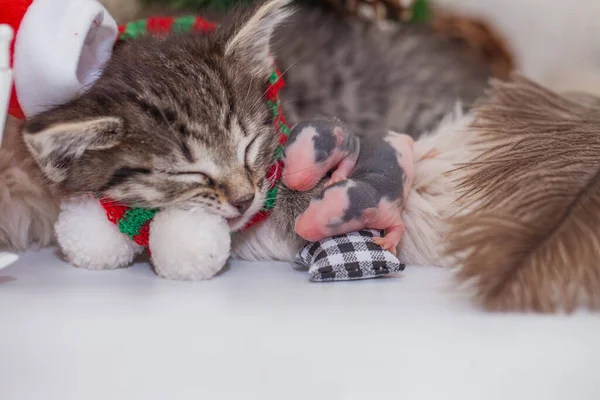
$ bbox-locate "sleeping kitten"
[21,0,491,246]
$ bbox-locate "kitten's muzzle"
[231,193,255,214]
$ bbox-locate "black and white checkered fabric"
[295,229,405,282]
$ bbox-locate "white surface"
[1,249,599,400]
[0,252,18,269]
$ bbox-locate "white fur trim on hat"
[13,0,118,117]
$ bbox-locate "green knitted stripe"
[279,121,290,135]
[263,187,278,211]
[269,70,280,84]
[122,19,148,40]
[173,15,197,32]
[274,146,284,160]
[266,100,280,114]
[117,208,159,238]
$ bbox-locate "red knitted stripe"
[99,198,128,224]
[265,162,278,181]
[277,160,284,179]
[279,134,287,146]
[273,160,283,181]
[147,17,174,34]
[132,222,151,247]
[277,110,288,125]
[266,78,284,101]
[241,210,269,230]
[194,18,217,33]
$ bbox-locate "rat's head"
[23,0,294,231]
[282,119,346,191]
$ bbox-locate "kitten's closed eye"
[244,136,258,165]
[157,169,214,186]
[244,135,260,167]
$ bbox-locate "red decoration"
[147,17,174,34]
[0,0,34,119]
[194,18,216,33]
[132,223,151,248]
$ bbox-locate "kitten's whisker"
[262,193,284,202]
[281,96,314,105]
[156,108,180,139]
[279,56,302,80]
[278,163,326,177]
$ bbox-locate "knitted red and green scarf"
[99,16,290,248]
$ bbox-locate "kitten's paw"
[150,207,231,281]
[55,196,143,270]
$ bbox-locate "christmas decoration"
[0,0,119,119]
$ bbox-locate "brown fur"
[0,117,59,249]
[430,9,514,79]
[445,74,600,313]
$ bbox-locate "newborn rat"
[282,119,416,254]
[282,118,361,191]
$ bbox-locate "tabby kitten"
[24,0,293,231]
[22,0,491,238]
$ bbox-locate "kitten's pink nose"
[231,194,254,214]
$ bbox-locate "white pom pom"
[55,196,143,269]
[149,207,231,281]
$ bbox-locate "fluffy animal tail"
[0,117,58,250]
[445,74,600,312]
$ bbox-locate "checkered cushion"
[295,229,405,282]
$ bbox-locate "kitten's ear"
[224,0,294,77]
[23,116,124,183]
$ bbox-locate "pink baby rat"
[282,119,360,191]
[282,119,416,254]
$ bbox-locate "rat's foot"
[325,155,358,188]
[373,236,398,255]
[373,223,406,256]
[324,176,347,188]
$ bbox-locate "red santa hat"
[0,0,118,119]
